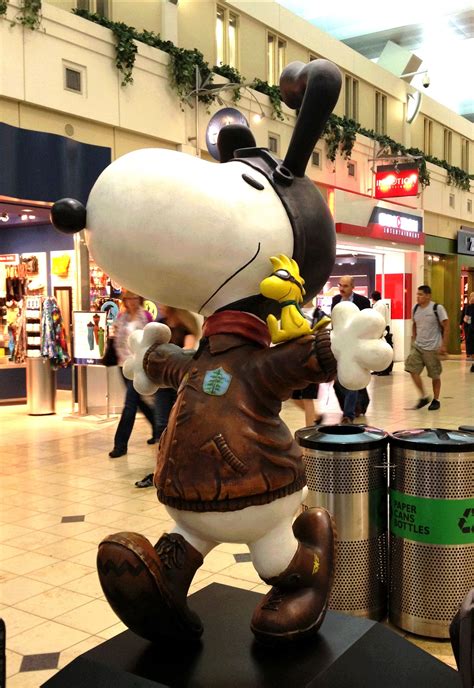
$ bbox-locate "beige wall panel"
[114,129,177,159]
[424,211,462,240]
[46,1,75,11]
[112,1,162,34]
[0,13,25,101]
[407,113,424,151]
[23,34,119,125]
[0,99,20,126]
[429,121,444,160]
[18,103,114,151]
[286,41,307,67]
[118,49,185,143]
[178,0,215,65]
[387,97,404,144]
[357,81,373,131]
[238,15,266,81]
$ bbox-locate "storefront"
[422,227,474,355]
[0,121,111,403]
[318,188,424,362]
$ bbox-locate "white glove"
[330,302,393,390]
[123,322,171,395]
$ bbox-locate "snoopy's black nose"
[50,198,86,234]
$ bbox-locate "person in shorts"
[404,285,449,411]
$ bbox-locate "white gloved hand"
[123,322,171,395]
[330,302,393,390]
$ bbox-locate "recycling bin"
[26,356,56,415]
[296,424,389,620]
[389,428,474,638]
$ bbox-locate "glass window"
[461,138,470,171]
[267,33,286,85]
[375,91,387,134]
[443,129,452,163]
[423,118,433,155]
[344,75,359,120]
[267,34,275,85]
[216,7,225,66]
[228,13,237,68]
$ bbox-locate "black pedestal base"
[42,583,458,687]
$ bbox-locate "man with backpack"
[405,285,449,410]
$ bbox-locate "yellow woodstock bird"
[259,254,330,344]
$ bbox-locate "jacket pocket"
[201,434,248,476]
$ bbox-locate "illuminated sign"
[458,228,474,256]
[375,164,419,199]
[367,207,423,244]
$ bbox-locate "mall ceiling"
[278,1,474,121]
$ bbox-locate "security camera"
[422,74,430,88]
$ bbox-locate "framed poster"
[73,311,107,364]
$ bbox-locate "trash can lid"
[389,428,474,452]
[295,424,388,451]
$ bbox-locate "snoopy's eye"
[242,173,264,191]
[274,270,291,280]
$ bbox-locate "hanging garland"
[0,0,42,28]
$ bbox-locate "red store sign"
[336,207,424,246]
[0,254,19,264]
[375,164,419,199]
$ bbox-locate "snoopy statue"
[52,59,392,646]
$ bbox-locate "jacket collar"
[203,311,271,353]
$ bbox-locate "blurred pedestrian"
[371,290,393,376]
[460,292,474,360]
[331,276,370,423]
[108,291,154,458]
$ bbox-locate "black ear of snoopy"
[280,59,342,177]
[217,124,257,163]
[50,198,87,234]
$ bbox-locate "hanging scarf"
[41,297,71,369]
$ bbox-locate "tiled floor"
[1,358,472,685]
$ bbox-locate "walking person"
[371,290,393,376]
[404,285,449,410]
[331,275,370,423]
[109,291,155,458]
[290,304,327,426]
[460,292,474,362]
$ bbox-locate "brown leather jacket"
[144,312,336,513]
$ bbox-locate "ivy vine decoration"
[16,0,42,30]
[0,0,8,18]
[70,9,472,190]
[213,64,244,103]
[250,79,284,121]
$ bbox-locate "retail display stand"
[42,583,459,688]
[63,310,118,424]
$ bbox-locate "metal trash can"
[296,424,388,620]
[26,357,56,415]
[389,428,474,638]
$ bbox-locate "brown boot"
[97,531,203,642]
[250,507,335,644]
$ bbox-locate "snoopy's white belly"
[167,487,308,544]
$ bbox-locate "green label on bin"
[390,490,474,544]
